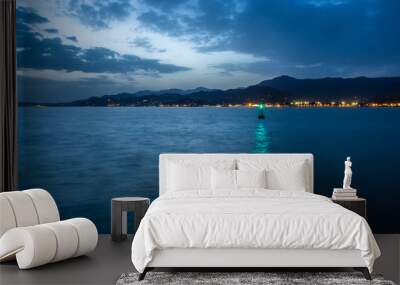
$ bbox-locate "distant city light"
[127,101,400,108]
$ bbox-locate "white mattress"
[131,190,380,273]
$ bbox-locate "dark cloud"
[214,60,400,79]
[44,28,58,34]
[66,36,78,42]
[306,0,347,7]
[225,0,400,66]
[138,0,241,38]
[17,37,189,74]
[131,37,166,52]
[16,6,49,24]
[16,7,46,52]
[16,7,189,74]
[67,0,133,29]
[138,0,400,78]
[137,11,184,37]
[132,37,154,50]
[139,0,189,12]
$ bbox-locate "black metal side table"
[111,197,150,242]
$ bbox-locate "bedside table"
[331,198,366,219]
[111,197,150,242]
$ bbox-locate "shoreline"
[18,105,400,108]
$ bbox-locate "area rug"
[116,272,396,285]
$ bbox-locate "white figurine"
[343,156,353,189]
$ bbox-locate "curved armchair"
[0,189,98,269]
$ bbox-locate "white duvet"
[131,190,380,273]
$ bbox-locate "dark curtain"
[0,0,18,192]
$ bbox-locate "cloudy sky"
[17,0,400,102]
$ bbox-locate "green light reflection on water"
[253,121,270,153]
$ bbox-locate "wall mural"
[17,0,400,233]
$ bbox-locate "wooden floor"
[0,235,134,285]
[0,234,399,285]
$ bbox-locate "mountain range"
[259,75,400,101]
[130,86,219,97]
[20,76,400,107]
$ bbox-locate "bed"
[131,154,380,280]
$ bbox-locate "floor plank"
[374,234,400,284]
[0,235,134,285]
[1,234,399,285]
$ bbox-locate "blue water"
[18,107,400,233]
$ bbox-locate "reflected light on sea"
[253,121,270,153]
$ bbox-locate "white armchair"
[0,189,98,269]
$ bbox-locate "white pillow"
[211,168,236,190]
[236,169,267,189]
[267,163,306,191]
[211,169,268,191]
[167,163,210,191]
[238,159,308,191]
[167,159,236,192]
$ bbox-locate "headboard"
[159,153,314,195]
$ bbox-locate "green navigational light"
[258,103,265,109]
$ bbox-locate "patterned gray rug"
[116,272,396,285]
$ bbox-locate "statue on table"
[343,156,353,190]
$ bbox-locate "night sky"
[17,0,400,103]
